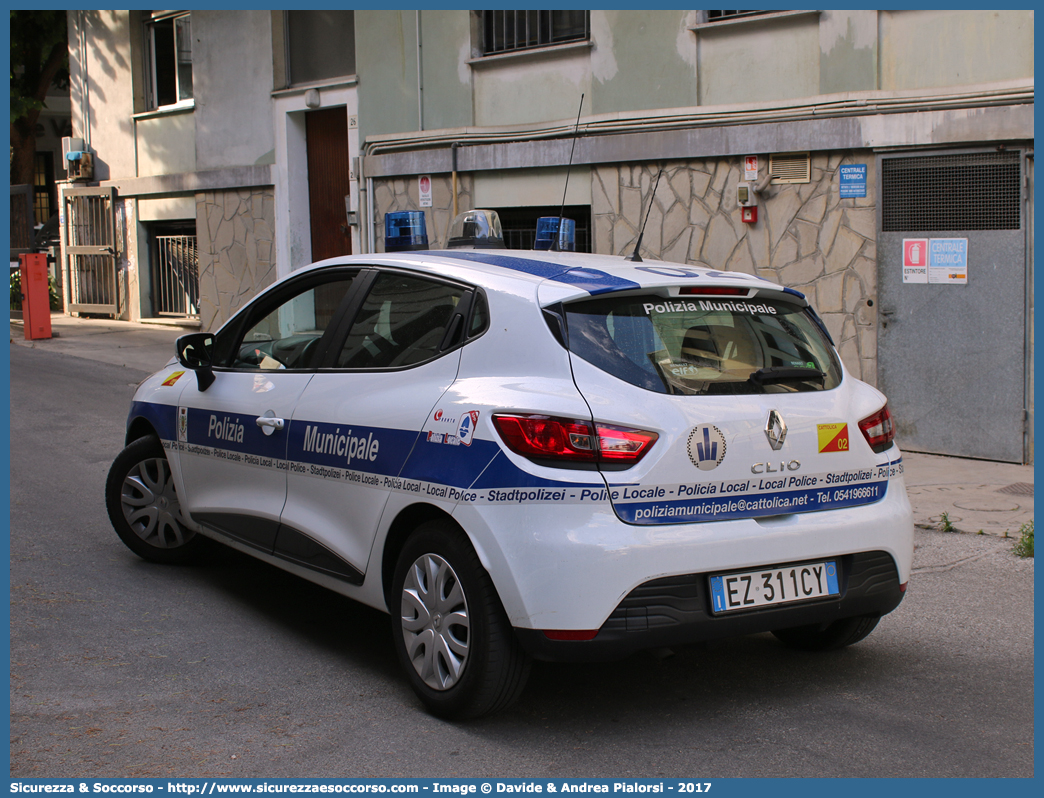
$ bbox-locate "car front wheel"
[105,435,203,564]
[391,520,531,719]
[772,614,881,651]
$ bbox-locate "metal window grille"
[482,10,590,56]
[10,184,34,253]
[155,235,199,317]
[493,205,591,252]
[33,153,54,225]
[707,11,772,22]
[882,151,1022,232]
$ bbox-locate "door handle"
[256,414,285,436]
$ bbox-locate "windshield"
[562,293,842,395]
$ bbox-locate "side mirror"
[176,332,216,391]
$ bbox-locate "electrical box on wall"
[66,151,94,181]
[738,182,757,224]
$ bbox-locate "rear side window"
[563,294,841,395]
[337,273,467,369]
[468,291,489,338]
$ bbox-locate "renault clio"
[107,211,913,719]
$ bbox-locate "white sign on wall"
[902,239,928,283]
[743,156,758,182]
[928,238,968,285]
[902,238,969,285]
[419,175,433,208]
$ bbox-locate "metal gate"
[10,184,34,255]
[63,186,118,315]
[876,149,1029,463]
[155,234,199,317]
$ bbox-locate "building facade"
[64,10,1033,462]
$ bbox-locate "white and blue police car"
[106,210,914,719]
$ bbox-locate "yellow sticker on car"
[817,423,849,453]
[161,371,185,387]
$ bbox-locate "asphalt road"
[8,344,1034,779]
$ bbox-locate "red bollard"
[19,252,52,340]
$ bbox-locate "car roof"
[301,249,792,304]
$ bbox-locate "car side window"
[231,277,355,370]
[336,273,466,369]
[468,290,489,338]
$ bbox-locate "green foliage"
[938,511,956,533]
[9,10,69,121]
[10,267,62,311]
[1012,520,1034,558]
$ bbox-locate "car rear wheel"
[772,614,880,651]
[105,435,203,564]
[391,520,531,719]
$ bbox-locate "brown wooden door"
[306,107,352,262]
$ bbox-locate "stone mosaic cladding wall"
[593,154,878,382]
[195,188,276,332]
[374,174,474,252]
[371,152,878,382]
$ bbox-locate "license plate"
[709,560,839,614]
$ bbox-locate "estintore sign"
[419,175,432,208]
[902,239,928,283]
[744,156,758,181]
[902,238,969,285]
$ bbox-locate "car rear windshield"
[562,293,842,395]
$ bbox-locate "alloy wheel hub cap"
[400,553,470,691]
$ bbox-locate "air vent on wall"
[769,152,811,184]
[881,150,1021,232]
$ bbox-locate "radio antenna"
[552,94,584,251]
[625,169,664,262]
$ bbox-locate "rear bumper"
[455,472,914,631]
[515,550,905,662]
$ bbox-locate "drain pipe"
[451,142,459,219]
[79,10,92,150]
[416,10,424,131]
[366,175,376,253]
[357,170,369,254]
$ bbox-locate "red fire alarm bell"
[741,206,758,224]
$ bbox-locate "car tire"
[391,520,531,719]
[105,435,203,564]
[771,614,881,651]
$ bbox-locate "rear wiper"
[749,366,825,386]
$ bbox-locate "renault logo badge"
[765,410,787,450]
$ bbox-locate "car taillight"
[492,414,657,465]
[859,404,896,453]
